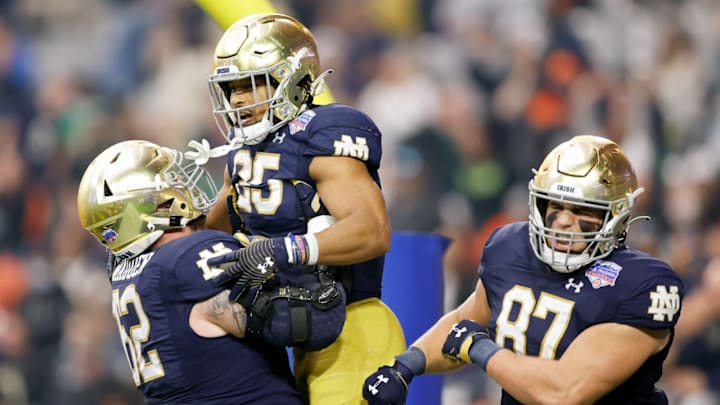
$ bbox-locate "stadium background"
[0,0,719,403]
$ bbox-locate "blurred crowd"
[1,0,719,404]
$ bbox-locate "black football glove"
[208,237,289,301]
[441,320,501,370]
[363,347,426,405]
[363,361,415,405]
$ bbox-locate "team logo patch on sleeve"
[333,135,369,160]
[289,110,316,135]
[585,260,622,289]
[648,285,680,322]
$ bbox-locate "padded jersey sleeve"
[614,264,684,330]
[476,222,527,279]
[301,106,382,171]
[160,231,242,302]
[477,226,502,279]
[477,226,504,320]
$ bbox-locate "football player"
[363,135,685,404]
[195,13,406,404]
[77,140,303,404]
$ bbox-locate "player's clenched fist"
[362,347,426,405]
[362,364,411,405]
[441,320,502,370]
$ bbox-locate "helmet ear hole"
[297,74,313,103]
[288,73,311,100]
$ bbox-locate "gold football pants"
[293,298,406,405]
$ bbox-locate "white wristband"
[304,233,319,265]
[284,233,320,266]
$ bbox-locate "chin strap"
[184,138,244,166]
[628,215,651,226]
[310,69,334,97]
[622,214,651,246]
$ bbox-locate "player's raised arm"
[308,155,391,264]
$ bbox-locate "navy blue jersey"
[479,223,684,404]
[110,230,301,405]
[226,103,384,302]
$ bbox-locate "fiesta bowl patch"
[585,260,622,289]
[289,110,316,135]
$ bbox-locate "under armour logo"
[367,374,389,396]
[256,257,275,274]
[451,324,467,338]
[565,278,584,293]
[273,132,286,144]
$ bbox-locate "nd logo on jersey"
[333,135,369,161]
[647,285,680,322]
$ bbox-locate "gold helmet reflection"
[208,13,329,146]
[528,135,644,273]
[77,140,218,259]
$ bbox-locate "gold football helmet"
[77,140,218,259]
[208,13,330,145]
[528,135,645,273]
